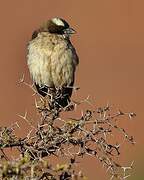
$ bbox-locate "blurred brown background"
[0,0,143,179]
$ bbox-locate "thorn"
[27,129,33,139]
[18,74,25,84]
[17,110,27,120]
[35,98,39,108]
[128,112,136,119]
[123,174,131,179]
[130,161,134,168]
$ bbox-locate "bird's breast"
[27,34,77,88]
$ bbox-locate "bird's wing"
[31,30,39,39]
[27,32,55,87]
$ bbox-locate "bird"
[27,17,79,109]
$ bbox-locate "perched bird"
[27,17,79,108]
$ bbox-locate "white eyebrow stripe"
[52,18,65,26]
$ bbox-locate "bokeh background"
[0,0,143,179]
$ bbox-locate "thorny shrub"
[0,77,136,179]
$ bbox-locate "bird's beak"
[63,27,76,35]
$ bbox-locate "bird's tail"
[35,83,74,110]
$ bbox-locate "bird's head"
[40,17,76,38]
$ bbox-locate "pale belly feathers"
[27,33,78,88]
